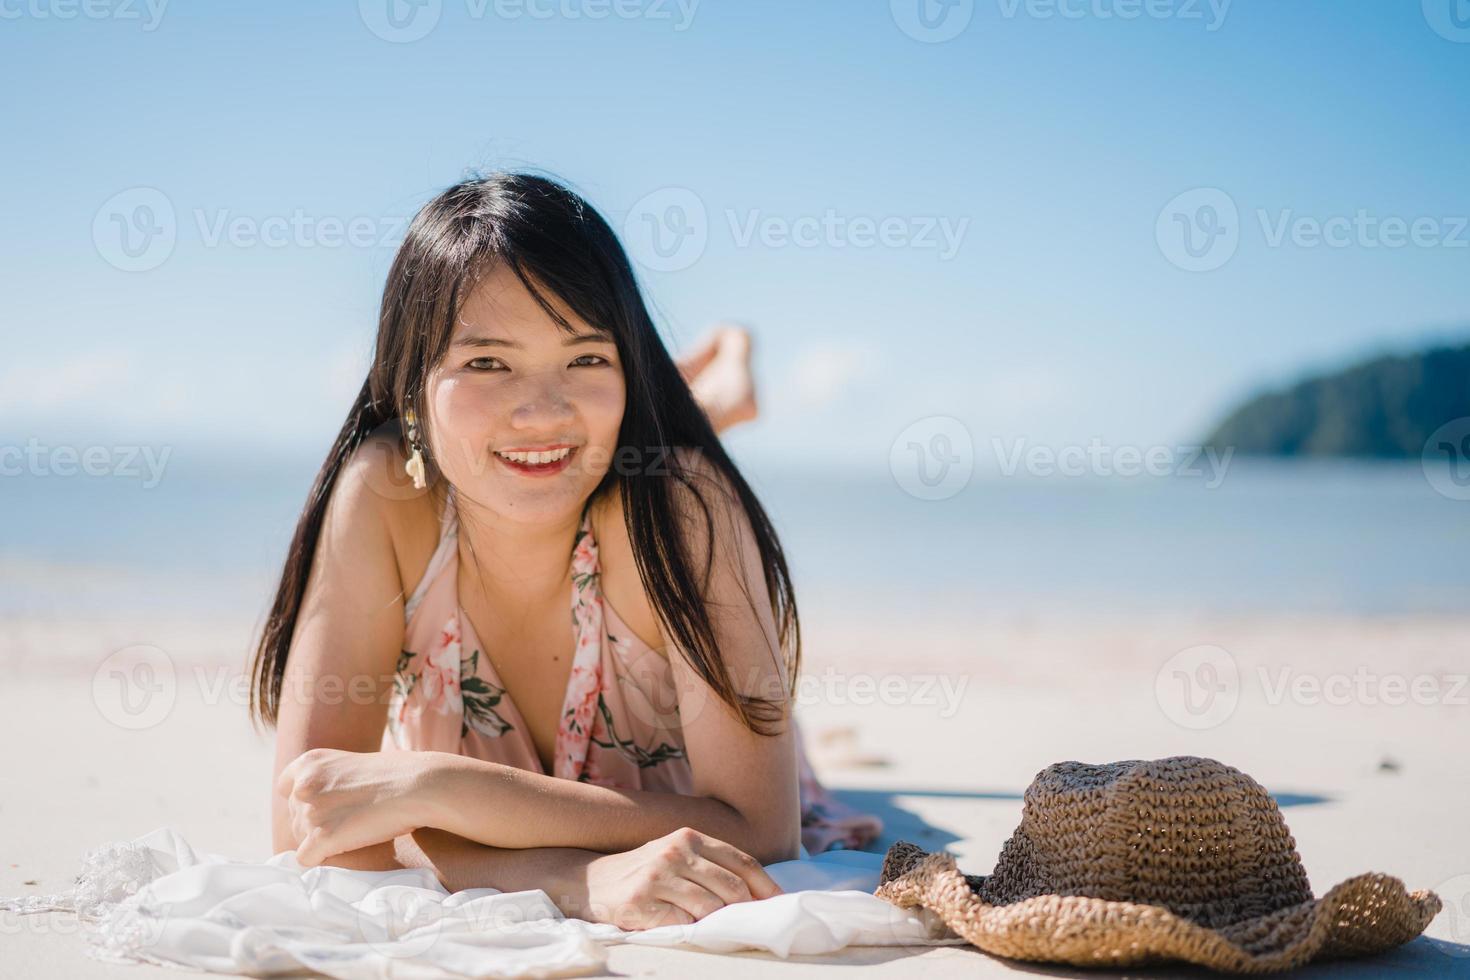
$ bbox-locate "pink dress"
[382,489,884,856]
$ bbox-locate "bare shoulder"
[334,429,443,599]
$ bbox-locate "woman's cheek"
[431,379,503,479]
[577,373,625,439]
[567,375,623,481]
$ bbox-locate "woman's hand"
[277,747,442,867]
[552,827,783,930]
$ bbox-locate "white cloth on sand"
[2,828,962,978]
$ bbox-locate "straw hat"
[874,756,1442,973]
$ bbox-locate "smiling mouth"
[493,445,577,476]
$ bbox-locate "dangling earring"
[403,408,427,490]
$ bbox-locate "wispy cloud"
[788,340,881,409]
[0,351,139,414]
[0,344,370,447]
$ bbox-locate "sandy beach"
[3,608,1466,978]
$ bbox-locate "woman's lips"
[494,445,577,478]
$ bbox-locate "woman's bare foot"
[677,323,759,433]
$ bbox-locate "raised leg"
[676,323,759,434]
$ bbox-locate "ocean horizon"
[4,449,1466,623]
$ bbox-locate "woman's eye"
[465,354,607,371]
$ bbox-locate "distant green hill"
[1203,341,1470,457]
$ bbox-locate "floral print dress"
[381,489,883,855]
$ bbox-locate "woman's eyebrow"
[562,332,614,345]
[453,332,610,348]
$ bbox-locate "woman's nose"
[509,375,575,427]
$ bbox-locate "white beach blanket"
[2,828,962,978]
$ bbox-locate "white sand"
[2,611,1466,977]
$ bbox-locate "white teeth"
[497,447,572,465]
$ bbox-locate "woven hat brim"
[874,847,1443,975]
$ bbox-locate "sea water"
[3,449,1466,621]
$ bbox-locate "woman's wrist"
[539,848,597,915]
[408,751,466,833]
[397,828,599,898]
[409,752,515,840]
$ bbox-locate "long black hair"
[249,172,799,736]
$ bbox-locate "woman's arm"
[283,748,787,865]
[664,449,801,858]
[425,758,789,863]
[268,434,443,866]
[260,439,551,876]
[281,449,802,867]
[393,829,600,896]
[286,820,604,901]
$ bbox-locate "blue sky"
[2,0,1468,472]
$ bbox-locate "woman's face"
[425,262,625,525]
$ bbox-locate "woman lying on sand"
[250,172,882,931]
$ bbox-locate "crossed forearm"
[393,829,599,898]
[304,831,597,898]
